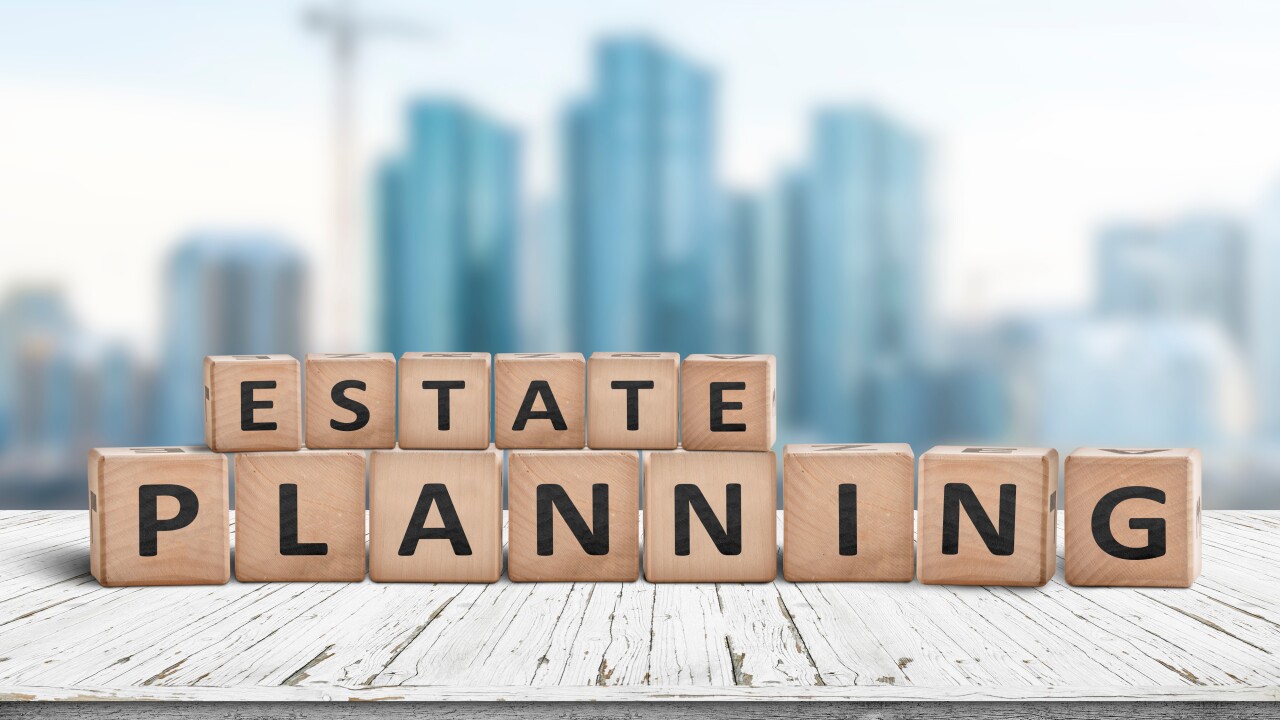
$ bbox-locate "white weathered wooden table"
[2,510,1278,719]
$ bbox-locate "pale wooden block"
[680,354,776,452]
[233,450,367,582]
[369,446,503,583]
[495,353,585,449]
[304,353,396,449]
[917,446,1057,586]
[88,446,229,587]
[398,352,492,450]
[507,449,639,582]
[203,354,301,452]
[783,444,914,582]
[1065,447,1201,588]
[587,352,679,450]
[643,449,777,582]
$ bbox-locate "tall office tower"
[1253,184,1280,440]
[1097,214,1246,343]
[156,233,307,445]
[377,100,520,356]
[564,37,717,354]
[0,288,77,461]
[795,106,929,440]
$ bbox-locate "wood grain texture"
[202,354,302,452]
[507,450,639,582]
[369,447,503,583]
[1065,448,1202,587]
[680,355,776,452]
[917,446,1057,587]
[587,352,680,450]
[4,701,1279,719]
[783,443,915,582]
[233,450,367,582]
[304,353,397,449]
[495,353,586,449]
[397,353,492,450]
[643,450,777,582]
[86,447,229,587]
[2,511,1280,705]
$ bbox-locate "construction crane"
[304,0,428,351]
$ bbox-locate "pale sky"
[3,0,1280,351]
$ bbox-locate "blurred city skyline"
[3,2,1280,509]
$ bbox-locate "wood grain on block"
[369,446,503,583]
[917,446,1057,586]
[304,353,396,449]
[233,450,367,582]
[587,352,679,450]
[494,353,585,449]
[1065,447,1202,588]
[643,449,777,582]
[507,449,639,582]
[783,443,915,582]
[398,352,492,450]
[87,446,229,587]
[680,354,776,452]
[202,354,301,452]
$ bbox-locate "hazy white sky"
[3,0,1280,350]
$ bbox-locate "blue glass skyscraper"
[795,106,929,440]
[156,234,307,445]
[377,100,519,355]
[564,37,717,354]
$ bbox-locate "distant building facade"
[564,37,717,354]
[377,100,519,355]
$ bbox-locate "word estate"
[88,352,1201,590]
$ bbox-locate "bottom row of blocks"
[88,444,1201,588]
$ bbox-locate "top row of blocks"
[204,352,777,453]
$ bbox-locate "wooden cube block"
[203,354,301,452]
[507,450,639,582]
[587,352,679,450]
[233,450,366,582]
[783,444,914,582]
[643,449,777,582]
[495,353,585,449]
[1065,447,1201,587]
[369,447,503,583]
[917,446,1058,586]
[305,353,396,449]
[398,352,492,450]
[680,354,776,452]
[88,446,229,587]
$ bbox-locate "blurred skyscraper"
[377,100,520,355]
[0,288,152,507]
[156,234,308,445]
[564,37,716,354]
[791,107,929,441]
[1254,184,1280,441]
[1097,215,1246,343]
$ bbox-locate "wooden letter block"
[495,353,585,449]
[783,444,914,582]
[88,446,229,586]
[917,446,1058,586]
[203,354,301,452]
[305,353,396,449]
[507,450,639,582]
[234,450,366,582]
[1065,447,1201,587]
[369,447,503,583]
[680,354,776,452]
[587,352,679,450]
[398,352,492,450]
[643,449,777,582]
